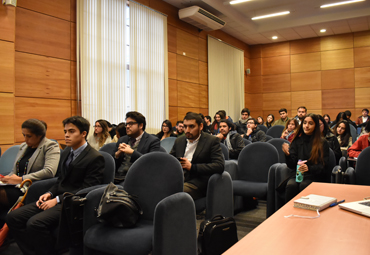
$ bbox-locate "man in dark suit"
[6,116,105,255]
[113,111,160,183]
[170,112,224,200]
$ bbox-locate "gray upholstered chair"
[243,138,251,146]
[84,152,184,255]
[158,146,167,153]
[345,147,370,185]
[267,138,290,163]
[99,143,117,156]
[265,134,273,141]
[258,125,268,133]
[220,142,229,160]
[0,145,20,175]
[266,125,284,138]
[160,137,177,153]
[349,124,358,143]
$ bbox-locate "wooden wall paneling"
[17,0,71,21]
[290,38,320,55]
[70,0,76,22]
[354,31,370,48]
[354,109,365,119]
[70,22,76,61]
[0,40,15,93]
[199,108,209,117]
[321,49,354,70]
[15,52,71,99]
[261,42,290,58]
[168,52,177,79]
[354,47,370,68]
[0,93,14,144]
[291,90,322,112]
[177,81,199,108]
[321,69,354,90]
[245,93,263,111]
[291,71,321,91]
[176,55,199,83]
[177,29,198,60]
[168,79,177,107]
[307,109,322,115]
[245,76,262,94]
[262,74,291,93]
[263,92,291,111]
[244,57,250,70]
[251,110,263,119]
[0,4,15,42]
[355,67,370,88]
[212,30,248,53]
[262,55,290,75]
[0,144,17,153]
[71,100,78,116]
[169,106,178,125]
[15,97,72,142]
[178,107,199,121]
[199,61,208,85]
[250,45,262,59]
[199,85,208,109]
[322,88,355,109]
[198,38,207,62]
[291,52,321,73]
[355,87,370,109]
[322,108,356,121]
[168,24,177,53]
[70,61,77,100]
[16,8,70,60]
[321,34,353,51]
[250,58,262,76]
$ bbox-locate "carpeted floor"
[2,201,266,255]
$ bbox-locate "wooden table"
[224,182,370,255]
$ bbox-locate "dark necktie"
[65,151,74,169]
[130,138,136,147]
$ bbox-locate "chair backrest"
[243,138,251,146]
[220,143,229,160]
[0,145,21,175]
[267,138,289,163]
[349,124,357,143]
[266,125,285,138]
[99,151,116,184]
[160,137,177,153]
[327,148,336,182]
[159,146,167,153]
[258,125,268,133]
[123,152,184,220]
[354,147,370,185]
[237,143,279,182]
[99,143,116,156]
[265,135,273,141]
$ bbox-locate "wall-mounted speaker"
[2,0,17,6]
[245,69,250,75]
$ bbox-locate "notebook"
[339,200,370,218]
[294,194,337,211]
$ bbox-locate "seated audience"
[245,118,267,142]
[199,113,211,134]
[273,108,290,126]
[6,116,105,255]
[204,116,212,134]
[236,108,251,135]
[106,121,116,139]
[218,110,233,123]
[344,110,357,128]
[112,122,126,143]
[0,119,60,211]
[347,121,370,158]
[113,111,160,183]
[282,114,330,202]
[210,111,226,135]
[333,120,352,152]
[293,106,307,125]
[331,112,348,127]
[355,108,369,128]
[323,114,331,126]
[265,114,274,129]
[170,112,224,200]
[280,119,299,143]
[216,119,244,159]
[156,120,176,140]
[87,119,112,150]
[318,115,341,163]
[257,116,264,126]
[174,120,185,137]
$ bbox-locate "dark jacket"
[236,119,249,135]
[325,133,341,164]
[220,132,245,159]
[246,127,267,143]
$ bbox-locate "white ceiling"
[163,0,370,45]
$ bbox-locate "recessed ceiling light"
[320,0,365,8]
[230,0,251,4]
[320,29,327,33]
[272,36,278,39]
[251,11,290,20]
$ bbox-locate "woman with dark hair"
[281,119,299,143]
[0,119,60,210]
[88,119,112,150]
[323,114,331,125]
[257,116,264,126]
[282,114,330,202]
[333,120,352,152]
[210,111,226,135]
[156,120,176,140]
[265,114,275,129]
[112,122,127,143]
[318,115,341,163]
[331,112,348,127]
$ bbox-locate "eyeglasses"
[247,122,255,125]
[93,125,102,128]
[126,122,138,127]
[162,125,168,127]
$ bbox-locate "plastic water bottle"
[296,160,307,183]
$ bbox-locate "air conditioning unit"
[179,6,226,31]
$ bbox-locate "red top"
[347,133,370,158]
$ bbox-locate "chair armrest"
[83,186,106,235]
[24,177,58,204]
[267,163,281,218]
[224,160,238,180]
[339,156,347,172]
[77,184,123,195]
[345,167,356,184]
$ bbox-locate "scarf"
[239,118,248,124]
[225,130,237,150]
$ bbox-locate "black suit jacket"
[170,132,224,193]
[49,144,105,201]
[113,131,160,170]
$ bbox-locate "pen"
[330,199,345,207]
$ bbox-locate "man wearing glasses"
[113,111,160,183]
[245,118,267,143]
